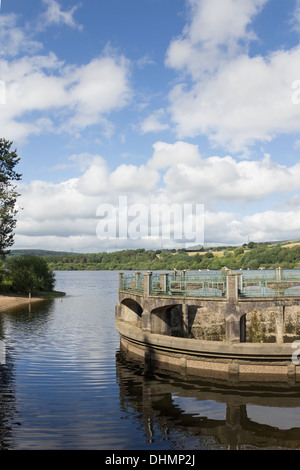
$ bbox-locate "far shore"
[0,291,65,312]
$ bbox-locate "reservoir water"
[1,270,300,450]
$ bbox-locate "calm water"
[0,270,300,450]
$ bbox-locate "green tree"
[7,256,55,294]
[0,139,22,258]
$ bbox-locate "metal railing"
[151,271,226,297]
[119,269,300,299]
[240,270,300,298]
[119,270,227,297]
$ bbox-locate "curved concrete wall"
[116,318,300,384]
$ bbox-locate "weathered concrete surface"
[116,319,300,383]
[116,272,300,382]
[116,290,300,343]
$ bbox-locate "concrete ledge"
[116,318,299,384]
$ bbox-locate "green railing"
[240,274,300,298]
[120,272,144,294]
[119,269,300,299]
[119,270,226,297]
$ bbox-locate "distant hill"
[8,249,78,257]
[7,238,300,271]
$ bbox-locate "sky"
[2,0,300,252]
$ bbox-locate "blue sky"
[2,0,300,252]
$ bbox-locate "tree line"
[42,242,300,271]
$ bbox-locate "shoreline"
[0,291,65,312]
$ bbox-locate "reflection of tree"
[0,301,54,449]
[0,315,17,449]
[116,350,300,450]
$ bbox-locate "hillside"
[7,240,299,271]
[8,249,78,257]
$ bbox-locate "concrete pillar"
[225,315,241,342]
[225,274,241,342]
[160,273,169,294]
[143,272,152,296]
[226,273,239,300]
[115,302,122,319]
[182,303,189,338]
[275,306,285,343]
[142,309,151,332]
[135,271,142,291]
[182,270,186,291]
[276,267,282,280]
[119,272,124,291]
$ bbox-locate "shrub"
[6,255,55,294]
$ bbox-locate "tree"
[7,256,55,294]
[0,139,22,258]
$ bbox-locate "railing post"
[135,271,141,291]
[182,270,186,292]
[225,273,241,342]
[143,271,152,296]
[226,273,239,300]
[119,272,124,291]
[276,267,282,280]
[160,273,168,294]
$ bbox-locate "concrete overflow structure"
[115,269,300,385]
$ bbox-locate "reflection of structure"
[116,351,300,449]
[116,270,300,383]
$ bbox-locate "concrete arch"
[120,298,143,326]
[150,304,181,336]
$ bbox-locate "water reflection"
[0,302,54,450]
[1,271,300,450]
[116,349,300,450]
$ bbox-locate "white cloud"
[169,155,300,203]
[165,0,300,152]
[166,0,268,78]
[140,109,169,134]
[39,0,83,30]
[0,13,42,57]
[0,51,132,143]
[147,140,201,170]
[14,143,300,250]
[169,47,300,150]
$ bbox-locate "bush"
[6,255,55,294]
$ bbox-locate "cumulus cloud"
[0,49,131,142]
[0,11,132,142]
[162,152,300,203]
[14,142,300,250]
[164,0,300,152]
[166,0,268,78]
